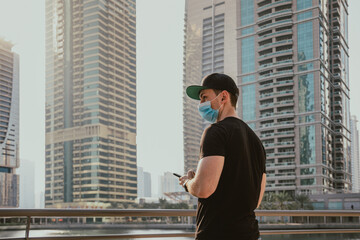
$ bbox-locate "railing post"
[25,216,31,240]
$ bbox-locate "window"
[241,36,255,73]
[299,125,316,164]
[297,21,313,61]
[242,84,256,121]
[297,0,312,10]
[298,73,314,112]
[240,0,254,26]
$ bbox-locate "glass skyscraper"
[45,0,137,207]
[0,38,20,207]
[183,0,351,195]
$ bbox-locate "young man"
[180,73,266,240]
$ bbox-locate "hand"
[179,170,195,186]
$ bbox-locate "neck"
[217,105,238,122]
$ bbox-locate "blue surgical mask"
[198,94,223,123]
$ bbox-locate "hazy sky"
[0,0,359,198]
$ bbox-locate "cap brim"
[186,85,207,100]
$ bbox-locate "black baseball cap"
[186,73,239,100]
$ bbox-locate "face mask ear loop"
[213,92,225,111]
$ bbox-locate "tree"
[275,192,292,210]
[294,194,313,210]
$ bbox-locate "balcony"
[333,36,340,42]
[332,17,340,26]
[259,49,293,60]
[333,72,341,79]
[334,110,343,116]
[266,162,295,168]
[260,132,275,138]
[258,19,292,32]
[265,142,295,148]
[260,80,294,89]
[333,26,340,33]
[333,91,342,98]
[259,102,274,109]
[258,9,292,21]
[332,63,341,70]
[257,0,292,11]
[260,100,294,110]
[275,131,295,136]
[332,7,340,17]
[259,71,294,82]
[274,121,295,126]
[259,59,293,69]
[334,101,342,106]
[260,123,274,129]
[258,29,292,40]
[275,151,295,156]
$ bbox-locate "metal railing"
[1,209,360,239]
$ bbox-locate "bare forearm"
[186,178,209,198]
[257,173,266,208]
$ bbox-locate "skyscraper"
[183,0,351,195]
[137,167,151,198]
[45,0,137,207]
[159,172,183,198]
[0,38,19,207]
[350,115,359,193]
[18,159,35,208]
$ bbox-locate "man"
[180,73,266,240]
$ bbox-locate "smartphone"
[173,173,181,178]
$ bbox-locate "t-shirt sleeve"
[200,124,227,159]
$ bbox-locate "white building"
[159,172,183,198]
[351,115,360,193]
[137,167,152,198]
[18,159,35,208]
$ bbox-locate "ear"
[222,91,229,102]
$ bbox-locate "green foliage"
[259,192,314,210]
[107,198,190,210]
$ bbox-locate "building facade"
[183,0,351,195]
[45,0,137,207]
[159,172,183,198]
[137,167,151,198]
[0,39,20,207]
[18,159,35,208]
[350,115,359,193]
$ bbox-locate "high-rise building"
[45,0,137,207]
[159,172,183,197]
[143,171,151,197]
[137,167,145,197]
[18,159,35,208]
[350,115,359,193]
[137,167,152,198]
[0,38,20,207]
[183,0,351,195]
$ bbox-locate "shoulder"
[206,122,228,136]
[201,123,228,143]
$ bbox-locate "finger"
[187,170,195,179]
[179,176,188,184]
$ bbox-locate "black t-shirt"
[195,117,266,240]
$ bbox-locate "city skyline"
[0,0,359,201]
